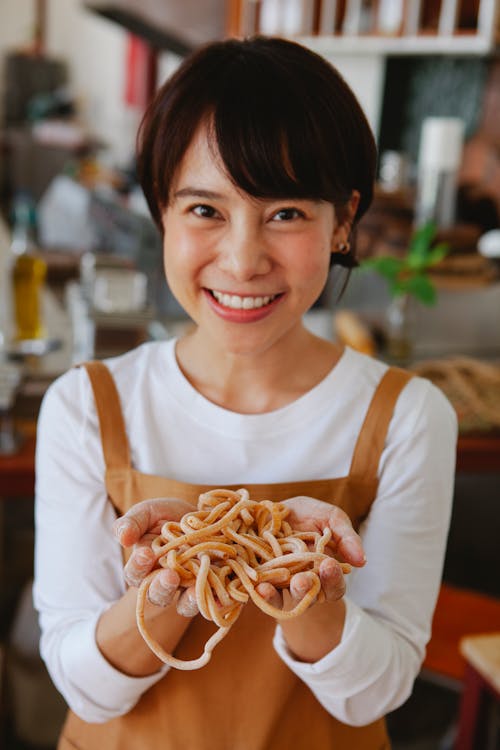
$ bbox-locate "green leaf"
[360,256,403,281]
[390,279,408,296]
[359,221,447,306]
[426,243,449,266]
[405,274,437,305]
[407,221,437,264]
[406,254,428,271]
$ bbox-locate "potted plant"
[360,221,449,363]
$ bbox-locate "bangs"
[210,55,351,206]
[138,37,375,231]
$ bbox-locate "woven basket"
[412,357,500,433]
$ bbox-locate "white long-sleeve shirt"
[34,340,457,726]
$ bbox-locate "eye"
[272,207,305,222]
[191,204,219,219]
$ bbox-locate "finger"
[255,582,283,611]
[147,569,181,607]
[113,498,194,547]
[281,498,366,567]
[327,507,366,567]
[124,545,156,587]
[289,571,316,604]
[319,558,345,602]
[176,586,199,618]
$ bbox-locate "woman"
[34,36,457,749]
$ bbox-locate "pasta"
[136,488,350,670]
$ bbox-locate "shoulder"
[39,341,174,432]
[397,371,457,431]
[341,348,457,439]
[44,341,171,402]
[384,370,458,461]
[339,347,400,395]
[102,340,174,389]
[346,348,455,411]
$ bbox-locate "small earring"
[337,241,350,254]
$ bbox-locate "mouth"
[207,290,283,310]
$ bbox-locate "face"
[161,124,351,358]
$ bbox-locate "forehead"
[178,121,220,167]
[170,123,237,194]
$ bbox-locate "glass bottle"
[0,237,12,354]
[10,193,47,341]
[385,293,414,365]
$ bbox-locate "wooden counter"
[456,432,500,473]
[1,425,499,502]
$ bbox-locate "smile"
[209,290,280,310]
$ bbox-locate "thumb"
[113,497,194,547]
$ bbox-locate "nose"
[217,223,273,281]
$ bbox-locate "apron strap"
[349,367,413,480]
[80,360,412,489]
[81,361,132,472]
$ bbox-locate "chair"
[420,584,500,749]
[422,583,500,690]
[454,632,500,750]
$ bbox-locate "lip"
[203,288,284,323]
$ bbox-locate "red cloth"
[124,34,155,109]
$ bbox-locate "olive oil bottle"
[10,194,47,341]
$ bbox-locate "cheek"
[163,225,198,272]
[162,227,215,305]
[288,234,332,283]
[162,229,191,298]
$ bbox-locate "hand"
[256,496,366,614]
[113,497,200,616]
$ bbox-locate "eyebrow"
[173,187,324,206]
[173,187,226,201]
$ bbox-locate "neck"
[175,325,342,414]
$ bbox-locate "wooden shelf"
[299,32,495,56]
[229,0,500,57]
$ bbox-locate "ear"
[331,191,360,255]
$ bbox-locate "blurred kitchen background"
[1,1,500,749]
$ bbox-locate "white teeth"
[211,291,276,310]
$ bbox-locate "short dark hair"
[137,36,377,268]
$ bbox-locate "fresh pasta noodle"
[136,488,350,670]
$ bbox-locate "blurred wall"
[324,53,384,139]
[1,0,138,165]
[0,0,35,123]
[46,0,137,165]
[1,0,382,166]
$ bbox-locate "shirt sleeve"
[33,368,169,723]
[273,376,458,726]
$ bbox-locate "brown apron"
[58,360,412,750]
